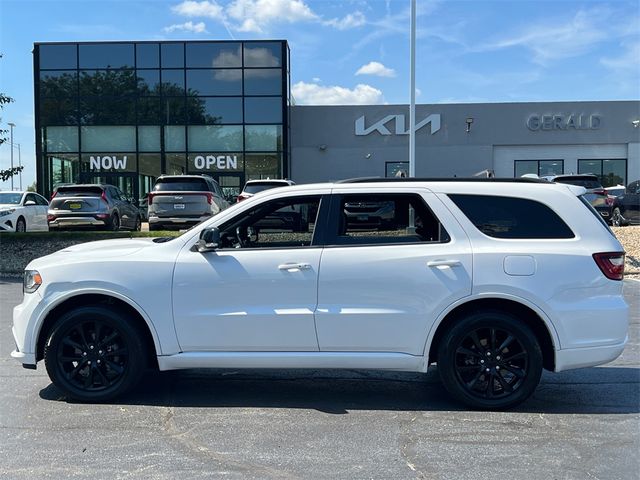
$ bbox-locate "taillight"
[593,189,607,196]
[101,191,108,203]
[206,192,213,205]
[147,192,155,205]
[605,196,614,206]
[237,194,249,202]
[47,214,56,222]
[50,190,57,200]
[593,252,625,280]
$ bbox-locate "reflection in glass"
[40,71,78,98]
[245,125,282,151]
[39,44,77,69]
[41,98,78,126]
[538,160,563,176]
[188,125,243,151]
[81,153,137,173]
[166,153,186,174]
[187,69,242,96]
[161,70,185,95]
[137,43,159,68]
[79,70,137,96]
[164,126,186,151]
[161,43,184,68]
[244,153,281,180]
[602,159,626,187]
[163,97,186,125]
[80,97,136,125]
[188,97,242,124]
[514,161,538,178]
[244,97,282,123]
[137,98,163,124]
[386,162,409,178]
[186,42,241,68]
[79,43,134,69]
[139,153,162,177]
[48,154,80,190]
[244,69,281,95]
[46,126,79,152]
[137,70,160,95]
[81,126,136,152]
[138,126,161,152]
[243,42,282,67]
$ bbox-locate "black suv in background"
[147,175,229,231]
[48,184,141,231]
[541,174,614,223]
[612,180,640,226]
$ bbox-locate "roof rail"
[336,177,548,184]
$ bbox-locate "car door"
[113,187,135,228]
[315,188,473,355]
[33,194,49,230]
[22,193,40,231]
[172,192,328,352]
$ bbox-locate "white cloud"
[171,1,225,18]
[226,0,318,33]
[355,61,396,78]
[292,81,383,105]
[164,21,208,33]
[324,11,366,30]
[600,41,640,73]
[312,77,321,83]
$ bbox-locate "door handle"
[427,259,462,268]
[278,263,312,271]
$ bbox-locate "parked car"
[0,191,49,232]
[147,175,229,231]
[237,179,295,202]
[541,174,614,223]
[48,184,141,231]
[12,178,628,410]
[605,184,626,198]
[611,180,640,226]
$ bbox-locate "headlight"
[23,270,42,294]
[0,209,15,217]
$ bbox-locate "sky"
[0,0,639,189]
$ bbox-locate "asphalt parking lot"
[1,279,638,480]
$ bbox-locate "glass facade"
[35,40,290,202]
[578,159,627,187]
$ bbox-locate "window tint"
[219,196,321,249]
[25,194,37,204]
[244,69,282,95]
[188,97,243,124]
[161,43,184,68]
[136,43,159,68]
[449,194,574,239]
[244,97,282,123]
[186,69,242,96]
[186,42,241,68]
[154,178,209,192]
[79,44,134,69]
[39,44,77,70]
[243,42,282,67]
[35,194,49,206]
[332,194,449,246]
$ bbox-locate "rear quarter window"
[449,194,574,239]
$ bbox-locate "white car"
[0,191,49,232]
[11,178,628,409]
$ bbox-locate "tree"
[0,53,24,183]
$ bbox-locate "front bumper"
[11,290,44,368]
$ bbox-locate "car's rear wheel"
[611,207,627,227]
[133,215,141,231]
[16,217,26,232]
[437,311,543,410]
[44,306,146,402]
[109,214,120,231]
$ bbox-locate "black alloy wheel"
[134,215,141,231]
[611,207,626,227]
[110,213,120,231]
[437,311,543,410]
[44,306,146,401]
[16,217,26,232]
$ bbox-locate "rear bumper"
[49,216,107,228]
[555,338,627,372]
[148,214,211,226]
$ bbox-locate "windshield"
[243,182,289,194]
[154,178,208,192]
[0,192,22,205]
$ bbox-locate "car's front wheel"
[437,311,543,410]
[44,306,146,402]
[16,217,26,232]
[611,207,627,227]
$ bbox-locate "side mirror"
[24,200,36,206]
[196,227,221,253]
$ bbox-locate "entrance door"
[215,173,245,204]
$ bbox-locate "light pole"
[17,143,22,190]
[8,122,15,190]
[409,0,416,178]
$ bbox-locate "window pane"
[602,160,627,187]
[161,70,185,95]
[139,153,162,177]
[137,70,160,95]
[188,153,243,173]
[186,42,241,68]
[81,126,136,152]
[136,43,159,68]
[243,42,282,67]
[138,126,161,151]
[39,44,77,69]
[245,125,282,151]
[245,153,281,180]
[40,71,78,97]
[244,69,282,95]
[449,194,574,239]
[161,43,184,68]
[48,154,80,190]
[40,98,78,126]
[165,126,186,151]
[79,43,134,69]
[538,160,563,176]
[166,153,186,174]
[187,69,242,96]
[386,162,409,178]
[80,97,136,125]
[163,97,186,124]
[137,97,163,124]
[46,126,78,152]
[79,70,137,96]
[578,160,601,176]
[514,161,537,177]
[188,97,243,124]
[244,97,282,123]
[188,125,243,151]
[81,153,137,173]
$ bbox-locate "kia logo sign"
[355,114,441,136]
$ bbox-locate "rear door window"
[449,194,574,239]
[154,178,208,191]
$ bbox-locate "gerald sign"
[527,114,601,131]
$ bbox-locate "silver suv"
[147,175,229,231]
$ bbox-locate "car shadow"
[39,365,640,414]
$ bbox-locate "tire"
[44,306,147,402]
[437,310,543,410]
[110,213,120,231]
[16,217,26,232]
[133,215,141,231]
[148,223,160,231]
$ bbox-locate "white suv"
[11,179,628,409]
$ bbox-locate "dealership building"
[34,40,640,200]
